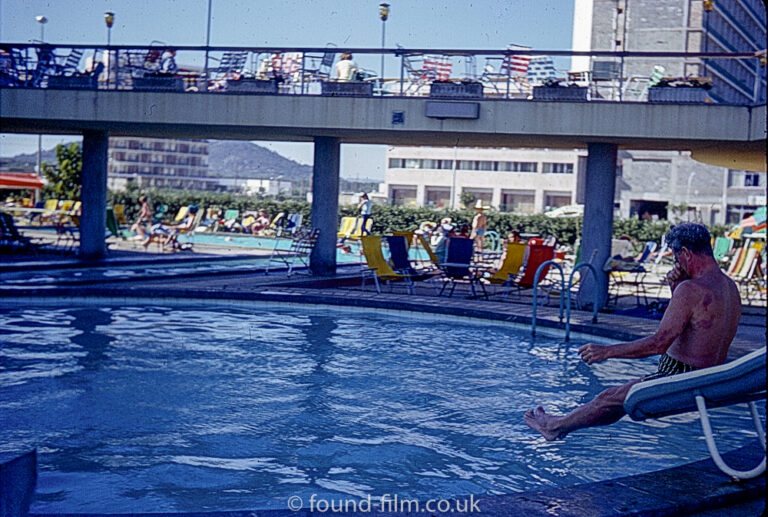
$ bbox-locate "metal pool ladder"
[531,261,600,341]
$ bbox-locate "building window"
[501,190,535,213]
[542,162,574,174]
[499,161,537,172]
[390,186,417,207]
[544,191,572,211]
[745,173,762,187]
[728,170,764,187]
[726,205,759,225]
[424,187,451,208]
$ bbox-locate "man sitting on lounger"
[525,223,741,441]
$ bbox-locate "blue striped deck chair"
[438,237,486,298]
[624,347,766,480]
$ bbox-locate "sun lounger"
[624,347,766,480]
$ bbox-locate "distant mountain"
[2,140,381,186]
[207,140,312,181]
[0,147,58,170]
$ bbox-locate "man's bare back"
[665,268,741,368]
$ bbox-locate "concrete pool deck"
[0,254,764,516]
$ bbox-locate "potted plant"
[648,76,711,103]
[133,72,184,92]
[321,80,374,97]
[47,74,97,90]
[532,78,588,101]
[429,79,483,99]
[227,74,280,94]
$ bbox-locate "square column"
[578,143,617,309]
[310,137,341,276]
[79,131,109,260]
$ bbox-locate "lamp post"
[702,0,713,78]
[104,12,114,88]
[35,15,48,182]
[378,3,389,92]
[204,0,212,91]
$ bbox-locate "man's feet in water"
[524,406,565,441]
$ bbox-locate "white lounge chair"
[624,347,766,480]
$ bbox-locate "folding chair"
[266,228,320,276]
[623,65,665,101]
[303,44,337,81]
[438,237,486,298]
[398,46,438,95]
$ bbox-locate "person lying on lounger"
[525,223,742,441]
[142,205,198,250]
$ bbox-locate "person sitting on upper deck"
[525,223,742,441]
[335,53,358,82]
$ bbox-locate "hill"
[207,140,312,181]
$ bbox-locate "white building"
[107,137,217,191]
[384,147,584,213]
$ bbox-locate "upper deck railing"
[1,43,765,106]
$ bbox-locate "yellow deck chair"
[59,200,75,212]
[487,242,526,286]
[337,216,357,239]
[360,235,414,294]
[348,218,373,240]
[172,206,189,223]
[415,233,440,267]
[69,201,81,215]
[113,204,127,224]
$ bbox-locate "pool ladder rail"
[531,260,600,342]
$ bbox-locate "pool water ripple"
[0,303,763,513]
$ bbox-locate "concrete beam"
[310,137,341,276]
[80,130,108,260]
[0,89,762,152]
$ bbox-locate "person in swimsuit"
[471,200,488,252]
[525,223,741,440]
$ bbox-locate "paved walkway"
[1,253,765,516]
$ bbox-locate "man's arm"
[578,282,694,364]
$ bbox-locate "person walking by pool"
[471,200,488,252]
[525,223,742,441]
[335,53,358,82]
[357,193,372,236]
[130,195,152,239]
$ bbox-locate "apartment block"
[384,147,583,213]
[107,137,218,191]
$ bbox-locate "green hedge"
[108,187,689,247]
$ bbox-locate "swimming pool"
[0,301,761,513]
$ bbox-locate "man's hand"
[666,263,689,293]
[578,343,612,365]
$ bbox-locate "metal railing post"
[531,260,565,338]
[565,262,600,342]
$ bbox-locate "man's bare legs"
[525,379,643,440]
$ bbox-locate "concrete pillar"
[578,143,617,309]
[79,131,109,260]
[310,137,341,276]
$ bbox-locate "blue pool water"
[0,302,761,513]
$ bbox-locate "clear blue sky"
[0,0,575,179]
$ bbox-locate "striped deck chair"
[266,228,320,276]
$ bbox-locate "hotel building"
[107,137,218,191]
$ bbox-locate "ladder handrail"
[531,260,565,338]
[565,261,600,342]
